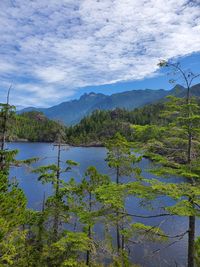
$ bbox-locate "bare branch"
[188,74,200,87]
[119,211,172,219]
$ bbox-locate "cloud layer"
[0,0,200,106]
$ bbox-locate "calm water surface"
[8,142,199,267]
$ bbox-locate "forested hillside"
[12,89,200,147]
[65,102,167,145]
[14,102,165,144]
[11,111,65,142]
[13,96,200,146]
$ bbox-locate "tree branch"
[119,211,172,219]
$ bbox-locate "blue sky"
[75,52,200,98]
[0,0,200,107]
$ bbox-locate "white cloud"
[0,60,17,72]
[34,67,67,83]
[0,0,199,106]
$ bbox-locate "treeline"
[10,102,165,144]
[8,89,200,146]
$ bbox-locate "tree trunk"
[116,166,119,184]
[86,191,92,266]
[187,131,192,165]
[0,87,11,170]
[86,225,91,266]
[121,223,125,251]
[186,84,196,267]
[116,221,121,252]
[188,215,195,267]
[53,143,61,241]
[116,166,121,252]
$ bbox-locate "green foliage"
[0,103,16,141]
[44,231,90,267]
[105,133,142,181]
[12,111,65,142]
[121,222,167,242]
[96,183,128,210]
[65,104,166,145]
[3,83,200,266]
[195,237,200,266]
[0,164,33,266]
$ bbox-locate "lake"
[8,142,198,267]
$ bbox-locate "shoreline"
[8,140,105,148]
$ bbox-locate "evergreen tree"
[133,61,200,267]
[67,166,110,266]
[0,88,37,266]
[104,133,161,265]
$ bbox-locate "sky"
[0,0,200,107]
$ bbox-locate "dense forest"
[9,111,65,142]
[0,61,200,267]
[11,102,165,144]
[65,103,166,145]
[9,95,200,147]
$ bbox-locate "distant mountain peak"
[88,92,97,97]
[80,92,104,100]
[19,83,200,125]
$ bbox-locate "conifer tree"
[159,60,200,267]
[104,132,157,264]
[133,61,200,267]
[67,166,110,266]
[0,88,38,266]
[33,143,95,266]
[0,86,16,173]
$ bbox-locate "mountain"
[19,84,200,125]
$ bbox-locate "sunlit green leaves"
[121,222,167,242]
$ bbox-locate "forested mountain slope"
[15,84,200,144]
[11,111,65,142]
[19,84,200,125]
[65,103,165,145]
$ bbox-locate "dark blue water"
[8,142,199,267]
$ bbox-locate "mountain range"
[19,83,200,125]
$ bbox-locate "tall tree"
[68,166,110,266]
[0,86,16,172]
[133,61,200,267]
[105,133,142,258]
[159,60,200,267]
[0,89,38,266]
